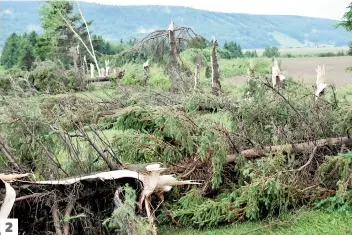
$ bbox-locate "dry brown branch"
[227,136,352,162]
[286,146,318,172]
[0,136,24,172]
[75,124,121,170]
[14,193,42,202]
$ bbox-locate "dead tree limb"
[86,77,110,83]
[0,136,24,172]
[227,136,352,162]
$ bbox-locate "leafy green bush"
[120,63,146,86]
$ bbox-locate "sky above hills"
[83,0,351,20]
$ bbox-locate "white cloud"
[136,26,157,34]
[27,24,42,32]
[1,8,13,15]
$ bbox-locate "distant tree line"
[0,0,258,72]
[0,1,128,71]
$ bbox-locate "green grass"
[0,66,5,75]
[161,209,352,235]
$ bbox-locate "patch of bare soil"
[231,56,352,86]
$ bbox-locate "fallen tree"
[226,136,352,162]
[2,164,200,235]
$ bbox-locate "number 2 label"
[0,219,18,235]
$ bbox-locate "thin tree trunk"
[194,51,201,89]
[211,38,221,96]
[226,136,352,162]
[168,22,181,92]
[90,63,94,78]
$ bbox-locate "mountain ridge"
[1,1,351,49]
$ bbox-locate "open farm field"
[251,46,349,56]
[231,56,352,86]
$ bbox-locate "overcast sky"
[82,0,351,20]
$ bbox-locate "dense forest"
[1,1,352,49]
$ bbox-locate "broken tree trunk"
[105,60,110,77]
[211,37,221,96]
[90,63,94,78]
[226,136,352,163]
[315,65,328,100]
[83,56,88,75]
[143,59,150,85]
[194,51,201,89]
[272,58,285,89]
[168,21,182,92]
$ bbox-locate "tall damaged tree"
[271,58,286,90]
[315,65,328,100]
[194,50,202,89]
[121,21,200,92]
[211,37,221,96]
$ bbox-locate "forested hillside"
[1,1,351,49]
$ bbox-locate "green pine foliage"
[0,33,21,69]
[99,105,229,188]
[103,185,154,235]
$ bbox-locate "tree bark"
[52,202,63,235]
[63,198,76,235]
[226,136,352,163]
[211,38,221,96]
[168,22,181,92]
[194,51,201,89]
[90,63,94,79]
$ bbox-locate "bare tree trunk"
[90,63,94,79]
[105,60,110,77]
[168,21,181,92]
[83,56,88,75]
[272,58,285,90]
[194,51,201,89]
[226,136,352,162]
[194,64,200,89]
[211,38,221,96]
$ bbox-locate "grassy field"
[0,66,5,75]
[249,46,349,56]
[161,209,352,235]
